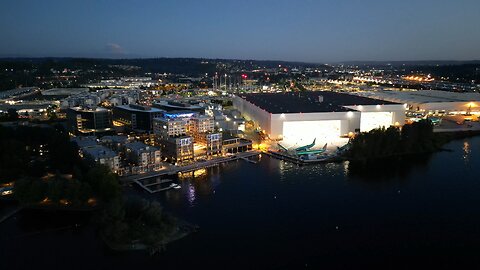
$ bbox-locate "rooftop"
[70,106,110,112]
[71,136,98,148]
[0,87,38,99]
[356,90,480,104]
[115,104,164,113]
[239,91,398,114]
[100,135,129,144]
[125,141,158,152]
[41,88,89,96]
[81,145,118,159]
[154,100,202,110]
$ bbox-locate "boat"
[169,183,181,189]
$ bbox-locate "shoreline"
[101,219,199,255]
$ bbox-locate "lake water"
[2,137,480,269]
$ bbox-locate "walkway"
[121,151,260,184]
[0,207,22,224]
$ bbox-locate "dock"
[133,178,176,193]
[124,151,260,192]
[264,150,342,165]
[240,156,257,164]
[0,207,22,224]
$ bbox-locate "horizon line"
[0,55,479,65]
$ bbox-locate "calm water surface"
[2,138,480,269]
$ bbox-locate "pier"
[240,156,257,164]
[123,151,260,192]
[0,207,22,224]
[264,150,343,165]
[134,179,175,193]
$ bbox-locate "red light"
[241,74,247,79]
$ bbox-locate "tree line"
[1,123,179,250]
[0,124,119,207]
[347,120,447,161]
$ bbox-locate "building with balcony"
[158,136,194,163]
[153,117,189,140]
[81,144,120,173]
[124,141,161,173]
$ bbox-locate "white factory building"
[233,91,405,148]
[356,90,480,113]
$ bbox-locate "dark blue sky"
[1,0,479,62]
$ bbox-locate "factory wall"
[233,95,272,134]
[270,111,360,140]
[234,96,406,141]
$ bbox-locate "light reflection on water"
[164,137,477,210]
[175,167,224,207]
[463,140,471,164]
[279,159,347,182]
[5,138,480,269]
[186,183,196,206]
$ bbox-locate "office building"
[66,106,112,135]
[112,104,164,132]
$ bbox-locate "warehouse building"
[233,91,405,148]
[356,90,480,113]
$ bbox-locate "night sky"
[1,0,479,62]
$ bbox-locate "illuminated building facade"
[153,117,194,163]
[158,136,194,163]
[356,90,480,114]
[153,117,189,140]
[233,91,405,147]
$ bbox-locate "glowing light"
[376,105,381,109]
[282,120,341,146]
[87,198,97,205]
[361,112,393,132]
[193,168,207,178]
[347,111,354,118]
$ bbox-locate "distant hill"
[0,57,325,74]
[338,60,480,66]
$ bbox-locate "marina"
[127,151,261,192]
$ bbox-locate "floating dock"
[133,178,178,193]
[264,150,343,165]
[120,150,261,186]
